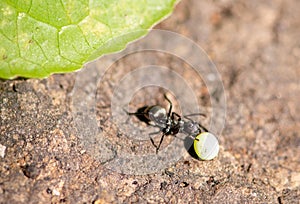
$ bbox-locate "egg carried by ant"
[194,132,219,160]
[126,93,220,158]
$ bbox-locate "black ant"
[125,94,209,153]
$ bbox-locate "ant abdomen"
[147,105,168,128]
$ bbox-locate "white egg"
[193,132,219,160]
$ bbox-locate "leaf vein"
[76,25,93,49]
[59,0,72,24]
[56,31,81,65]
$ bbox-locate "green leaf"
[0,0,178,79]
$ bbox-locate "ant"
[125,94,209,153]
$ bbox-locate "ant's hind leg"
[122,108,133,124]
[122,108,141,124]
[123,108,144,116]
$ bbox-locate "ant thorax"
[147,105,168,128]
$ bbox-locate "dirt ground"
[1,0,299,203]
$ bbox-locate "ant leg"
[123,108,145,116]
[184,113,207,118]
[156,133,166,154]
[148,130,162,150]
[188,134,199,141]
[123,108,133,124]
[197,123,209,132]
[123,108,145,123]
[156,132,187,153]
[172,112,182,121]
[149,136,158,150]
[123,107,156,125]
[164,94,173,119]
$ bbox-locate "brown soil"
[0,0,299,203]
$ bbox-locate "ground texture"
[0,0,299,203]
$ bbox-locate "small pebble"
[0,144,7,158]
[52,189,60,196]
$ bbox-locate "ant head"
[183,120,200,135]
[148,106,168,126]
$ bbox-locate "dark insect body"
[126,94,208,153]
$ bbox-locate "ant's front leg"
[197,123,209,132]
[156,133,166,154]
[148,130,162,152]
[171,112,182,121]
[164,94,173,119]
[187,133,199,141]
